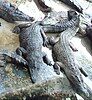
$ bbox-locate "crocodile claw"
[53,63,60,75]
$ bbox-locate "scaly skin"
[12,21,56,83]
[41,11,68,26]
[0,21,79,99]
[50,15,92,99]
[41,11,79,33]
[0,0,34,22]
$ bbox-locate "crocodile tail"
[74,83,92,100]
[27,66,36,83]
[41,12,80,33]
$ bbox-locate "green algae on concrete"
[0,63,75,100]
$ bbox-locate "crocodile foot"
[53,62,65,75]
[0,50,28,67]
[47,36,59,46]
[16,47,27,60]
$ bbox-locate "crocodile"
[0,0,34,22]
[41,10,79,33]
[47,14,92,99]
[10,21,58,83]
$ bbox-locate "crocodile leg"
[40,28,48,46]
[16,47,27,60]
[53,62,65,75]
[0,50,28,67]
[15,23,32,29]
[12,23,32,34]
[47,36,59,46]
[42,52,52,66]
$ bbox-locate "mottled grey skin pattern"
[48,15,92,99]
[13,22,56,83]
[41,11,79,33]
[0,0,34,22]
